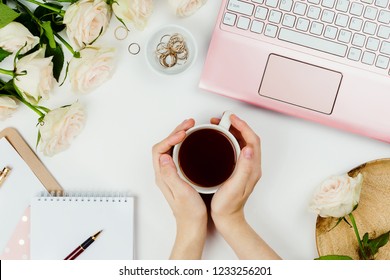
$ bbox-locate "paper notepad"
[31,193,134,260]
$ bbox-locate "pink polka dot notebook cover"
[0,207,30,260]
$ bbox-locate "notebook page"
[0,138,47,253]
[30,195,134,260]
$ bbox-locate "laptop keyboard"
[222,0,390,76]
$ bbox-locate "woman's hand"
[210,114,262,223]
[152,119,207,259]
[210,114,280,260]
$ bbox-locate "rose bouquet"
[0,0,208,156]
[310,173,390,260]
[0,0,116,156]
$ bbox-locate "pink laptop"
[200,0,390,142]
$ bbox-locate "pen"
[64,230,102,260]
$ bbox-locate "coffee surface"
[178,129,236,187]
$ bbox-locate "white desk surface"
[1,0,390,260]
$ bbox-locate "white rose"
[0,96,18,120]
[0,22,39,54]
[309,173,363,218]
[112,0,154,30]
[63,0,112,51]
[14,48,54,104]
[168,0,207,17]
[68,45,115,93]
[38,102,85,157]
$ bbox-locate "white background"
[1,0,390,260]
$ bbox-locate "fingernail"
[160,154,171,165]
[243,147,253,159]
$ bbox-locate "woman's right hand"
[210,114,280,260]
[210,114,262,224]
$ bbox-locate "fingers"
[210,117,220,125]
[230,114,260,148]
[230,114,261,185]
[168,118,195,137]
[154,118,195,156]
[216,114,261,195]
[211,113,261,160]
[152,119,195,172]
[161,118,195,154]
[159,154,194,195]
[152,131,185,173]
[159,154,179,194]
[154,130,186,158]
[226,146,262,195]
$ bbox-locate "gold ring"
[155,33,189,68]
[114,26,128,40]
[160,52,177,68]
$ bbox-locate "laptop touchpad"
[259,54,342,114]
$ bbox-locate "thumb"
[159,154,178,174]
[227,146,257,191]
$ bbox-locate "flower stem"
[349,213,368,260]
[24,0,65,17]
[11,82,46,118]
[18,98,45,118]
[0,68,14,77]
[54,33,80,58]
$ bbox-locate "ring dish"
[145,25,198,75]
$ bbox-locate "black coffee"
[178,129,236,188]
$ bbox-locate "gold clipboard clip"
[0,166,11,187]
[0,127,62,192]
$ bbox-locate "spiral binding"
[36,191,132,203]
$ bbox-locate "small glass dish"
[145,24,198,75]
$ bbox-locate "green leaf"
[343,217,352,228]
[45,43,64,82]
[14,12,40,37]
[370,231,390,251]
[362,232,369,246]
[2,79,17,93]
[0,79,19,98]
[35,129,42,150]
[0,48,12,63]
[328,217,344,231]
[88,27,104,46]
[34,4,65,33]
[315,255,353,260]
[41,21,56,49]
[114,15,129,31]
[59,61,70,86]
[363,231,390,259]
[0,3,20,29]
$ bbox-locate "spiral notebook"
[30,193,134,260]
